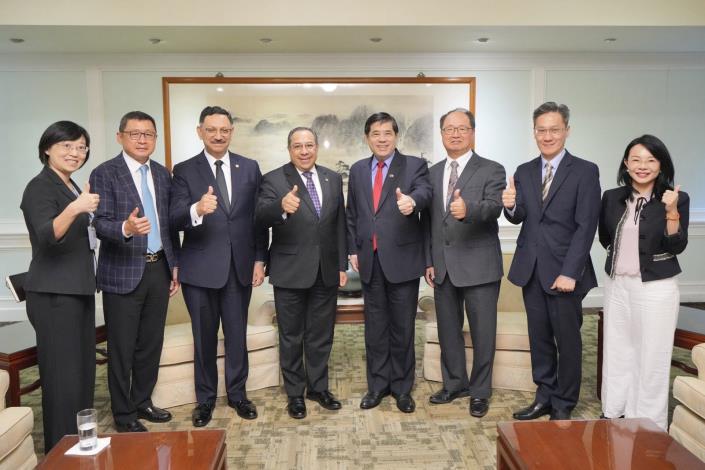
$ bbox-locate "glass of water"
[76,408,98,450]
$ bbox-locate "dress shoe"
[599,413,625,419]
[429,388,471,404]
[306,390,342,410]
[228,399,258,420]
[359,390,390,409]
[115,420,148,433]
[513,401,552,420]
[469,397,489,418]
[287,397,307,419]
[550,409,572,421]
[137,405,172,423]
[192,403,214,427]
[393,393,416,413]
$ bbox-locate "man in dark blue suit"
[90,111,180,432]
[503,102,601,421]
[170,106,268,427]
[347,112,432,413]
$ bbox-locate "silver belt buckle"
[145,253,159,263]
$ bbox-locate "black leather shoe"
[228,399,258,420]
[470,397,489,417]
[513,401,552,420]
[393,393,416,413]
[287,397,307,419]
[599,413,625,419]
[360,390,390,409]
[306,390,342,410]
[115,420,148,433]
[429,388,471,404]
[550,409,572,421]
[192,403,214,427]
[137,405,172,423]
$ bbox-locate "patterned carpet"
[16,311,696,469]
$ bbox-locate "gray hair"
[439,108,475,129]
[287,127,319,147]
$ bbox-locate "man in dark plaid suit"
[90,111,180,433]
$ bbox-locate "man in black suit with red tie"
[346,112,432,413]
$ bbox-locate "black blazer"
[20,166,96,295]
[599,185,689,282]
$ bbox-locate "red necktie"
[372,160,385,251]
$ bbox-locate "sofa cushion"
[673,376,705,421]
[670,405,705,463]
[0,434,36,470]
[424,311,530,351]
[0,407,33,462]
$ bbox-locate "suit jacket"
[21,166,96,295]
[599,185,689,282]
[90,154,178,294]
[256,163,347,289]
[170,151,268,289]
[505,151,600,295]
[423,153,506,287]
[346,150,432,284]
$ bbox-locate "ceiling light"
[216,87,224,92]
[369,37,382,43]
[260,38,272,44]
[475,37,490,44]
[604,38,617,43]
[9,38,24,44]
[149,38,162,45]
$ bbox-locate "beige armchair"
[421,253,534,391]
[0,370,37,470]
[152,286,280,408]
[671,343,705,462]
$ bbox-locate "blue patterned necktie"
[302,171,321,217]
[139,164,161,253]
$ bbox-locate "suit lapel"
[151,163,168,228]
[284,162,317,218]
[361,156,374,213]
[529,157,543,209]
[318,166,333,220]
[431,162,447,216]
[195,153,227,216]
[43,166,78,203]
[542,152,573,212]
[377,151,404,212]
[115,156,143,212]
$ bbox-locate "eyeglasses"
[202,127,233,137]
[122,131,157,141]
[58,143,89,154]
[534,128,566,137]
[441,126,473,135]
[291,143,316,152]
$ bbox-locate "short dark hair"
[618,134,675,200]
[439,108,475,129]
[38,121,91,166]
[533,101,570,127]
[119,111,156,132]
[199,106,234,124]
[287,127,318,148]
[364,112,398,135]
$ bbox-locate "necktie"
[214,160,231,213]
[541,162,553,201]
[139,165,161,254]
[446,160,459,210]
[302,171,321,217]
[372,160,385,251]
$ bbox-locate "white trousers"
[601,274,679,430]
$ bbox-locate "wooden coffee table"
[37,430,226,469]
[497,418,705,469]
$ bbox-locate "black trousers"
[182,263,252,405]
[362,253,420,396]
[522,268,584,412]
[26,291,95,453]
[434,278,500,399]
[103,258,170,425]
[274,269,338,397]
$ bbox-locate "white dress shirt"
[121,152,161,247]
[443,150,473,207]
[283,165,323,219]
[190,151,232,226]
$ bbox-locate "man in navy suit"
[170,106,268,427]
[347,112,432,413]
[503,102,600,421]
[90,111,180,432]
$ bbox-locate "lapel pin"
[389,174,395,178]
[235,164,240,168]
[325,178,329,182]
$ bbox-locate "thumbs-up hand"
[662,184,681,214]
[282,184,301,214]
[72,181,100,214]
[502,176,516,209]
[396,187,415,215]
[124,206,151,236]
[449,189,467,220]
[196,185,218,216]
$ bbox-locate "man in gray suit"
[256,127,348,419]
[423,108,506,417]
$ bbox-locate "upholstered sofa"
[421,253,534,391]
[0,370,36,470]
[670,343,705,462]
[152,285,280,408]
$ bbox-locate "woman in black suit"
[20,121,100,452]
[599,134,688,430]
